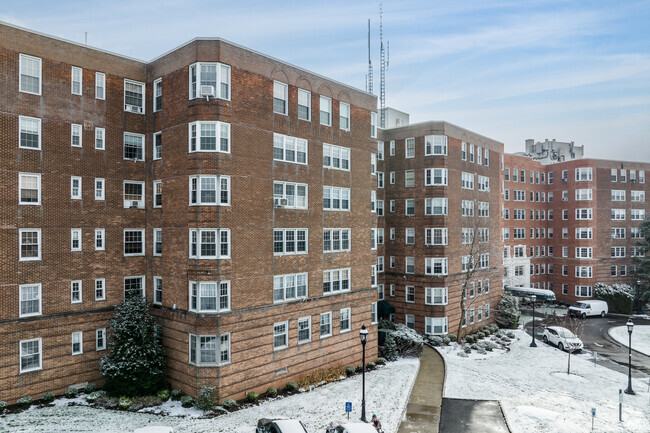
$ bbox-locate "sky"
[2,0,649,160]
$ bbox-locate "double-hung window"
[153,228,162,256]
[425,257,448,276]
[71,124,82,147]
[575,208,592,220]
[19,284,41,317]
[124,132,144,160]
[405,138,415,158]
[123,181,144,208]
[461,200,474,217]
[405,199,415,216]
[323,186,350,211]
[340,308,351,333]
[95,127,105,150]
[153,78,162,112]
[478,176,490,192]
[273,81,288,115]
[71,66,82,95]
[124,276,145,299]
[405,170,415,187]
[298,317,311,343]
[190,229,230,259]
[71,228,82,251]
[425,287,448,305]
[274,322,289,350]
[19,54,42,95]
[274,133,307,164]
[20,338,42,373]
[632,209,645,220]
[71,280,82,303]
[298,89,311,120]
[19,229,41,261]
[70,176,82,199]
[274,181,307,209]
[323,268,350,294]
[124,229,145,256]
[189,281,230,312]
[371,112,377,137]
[424,198,447,215]
[95,278,105,300]
[425,168,448,186]
[153,277,162,305]
[273,228,307,255]
[273,273,308,302]
[189,62,231,100]
[95,72,105,100]
[153,132,162,160]
[425,317,448,335]
[575,167,592,181]
[19,116,41,150]
[72,331,83,355]
[406,286,415,303]
[425,228,448,246]
[96,328,107,351]
[320,312,332,338]
[189,121,230,153]
[340,102,350,130]
[124,79,145,114]
[611,190,626,201]
[320,96,332,126]
[153,181,162,208]
[323,144,350,170]
[424,135,447,155]
[189,333,230,365]
[461,172,474,189]
[190,175,230,206]
[19,173,41,205]
[323,228,351,252]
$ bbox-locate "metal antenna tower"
[379,2,388,128]
[367,19,373,94]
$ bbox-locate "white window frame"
[273,273,309,303]
[19,54,42,95]
[189,333,231,366]
[19,172,41,205]
[96,328,107,351]
[153,228,162,256]
[323,186,350,211]
[124,275,145,299]
[19,283,42,318]
[95,72,106,100]
[298,316,312,344]
[72,331,83,355]
[425,257,448,276]
[323,228,351,253]
[424,135,447,156]
[405,314,415,330]
[189,62,231,100]
[71,124,82,148]
[320,96,332,126]
[323,268,351,294]
[405,199,415,216]
[425,317,448,335]
[190,228,231,259]
[153,180,162,208]
[71,228,82,252]
[320,312,332,338]
[405,137,415,158]
[188,121,231,153]
[95,127,105,150]
[405,257,415,274]
[19,116,42,150]
[189,281,231,313]
[19,338,42,374]
[273,228,308,256]
[123,229,145,256]
[123,180,145,208]
[71,280,82,304]
[70,176,82,200]
[94,178,105,201]
[95,278,105,301]
[406,286,415,303]
[154,276,163,305]
[273,81,288,115]
[19,228,41,261]
[274,133,308,164]
[425,168,448,186]
[153,132,162,160]
[425,287,448,305]
[71,66,82,95]
[298,88,311,121]
[425,228,448,246]
[190,175,231,206]
[370,112,377,137]
[340,308,351,333]
[340,102,350,131]
[124,79,145,114]
[575,167,593,181]
[153,78,162,112]
[123,132,145,161]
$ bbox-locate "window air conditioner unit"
[274,198,288,207]
[200,85,215,97]
[561,178,568,183]
[561,197,568,202]
[130,200,140,208]
[125,104,142,113]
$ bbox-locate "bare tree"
[556,314,586,375]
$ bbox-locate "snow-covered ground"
[0,358,418,433]
[609,325,650,356]
[439,330,650,433]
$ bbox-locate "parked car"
[257,418,309,433]
[542,326,584,352]
[325,421,378,433]
[568,299,608,318]
[133,427,174,433]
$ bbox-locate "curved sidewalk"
[397,345,444,433]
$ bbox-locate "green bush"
[266,387,277,398]
[375,357,386,365]
[41,392,55,403]
[382,333,398,362]
[446,333,457,342]
[221,398,237,410]
[195,386,216,412]
[246,392,259,403]
[442,336,451,345]
[594,283,634,314]
[84,383,97,394]
[157,389,170,401]
[17,396,33,407]
[286,382,299,392]
[170,389,182,400]
[64,387,79,398]
[366,361,376,370]
[463,345,472,354]
[0,401,6,412]
[345,366,356,376]
[356,364,364,373]
[465,335,475,344]
[86,391,102,403]
[118,396,131,409]
[180,396,193,408]
[477,332,486,339]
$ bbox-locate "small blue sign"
[591,408,596,417]
[345,402,352,412]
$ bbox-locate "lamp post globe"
[624,319,635,395]
[359,325,368,422]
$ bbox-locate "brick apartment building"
[502,144,650,304]
[0,22,381,403]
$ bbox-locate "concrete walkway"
[397,345,444,433]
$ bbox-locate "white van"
[568,300,608,318]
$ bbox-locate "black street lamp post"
[636,280,641,315]
[624,319,635,395]
[530,295,537,347]
[359,325,368,422]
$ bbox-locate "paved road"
[524,314,650,380]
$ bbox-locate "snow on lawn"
[0,357,418,433]
[439,330,650,433]
[609,325,650,356]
